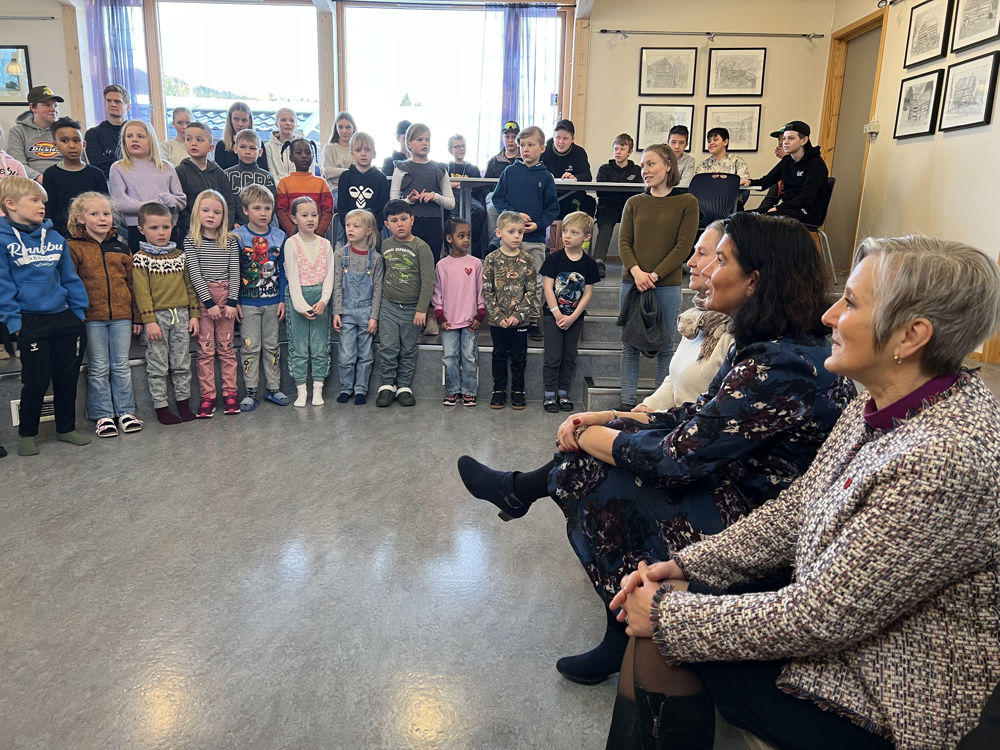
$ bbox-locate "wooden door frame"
[817,8,887,271]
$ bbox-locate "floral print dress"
[549,335,855,603]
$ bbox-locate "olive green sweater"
[619,191,699,286]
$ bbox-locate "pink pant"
[197,280,237,399]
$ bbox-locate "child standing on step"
[184,190,241,418]
[432,217,484,407]
[283,196,334,407]
[332,209,383,405]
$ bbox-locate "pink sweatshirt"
[432,253,485,329]
[0,150,27,179]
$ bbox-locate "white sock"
[294,384,307,408]
[312,382,324,406]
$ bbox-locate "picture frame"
[904,0,953,68]
[951,0,1000,53]
[636,104,694,150]
[706,48,766,97]
[703,105,761,152]
[939,51,998,131]
[893,69,944,138]
[638,47,697,96]
[0,46,32,106]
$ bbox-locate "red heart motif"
[465,267,473,275]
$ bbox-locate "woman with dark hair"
[458,213,855,686]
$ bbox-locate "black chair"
[688,172,741,229]
[802,177,836,275]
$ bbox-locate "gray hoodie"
[7,110,61,180]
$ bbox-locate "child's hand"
[560,172,577,181]
[420,190,436,203]
[276,302,286,322]
[333,313,342,332]
[406,189,421,203]
[441,320,451,331]
[303,308,316,320]
[234,223,242,230]
[235,304,243,322]
[413,311,427,327]
[189,318,200,336]
[132,324,143,336]
[366,318,378,334]
[469,320,480,332]
[312,300,326,316]
[518,212,532,222]
[206,304,223,320]
[557,313,576,330]
[524,221,537,233]
[145,321,163,341]
[223,305,236,320]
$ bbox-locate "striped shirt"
[184,235,241,307]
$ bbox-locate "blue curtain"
[499,4,558,127]
[85,0,150,124]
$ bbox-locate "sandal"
[118,414,143,433]
[95,417,119,438]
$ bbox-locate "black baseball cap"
[554,119,575,135]
[395,120,412,137]
[775,120,810,137]
[28,85,64,104]
[502,120,520,134]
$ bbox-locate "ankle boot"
[605,693,640,750]
[557,607,629,685]
[632,687,714,750]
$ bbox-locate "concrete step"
[583,375,660,412]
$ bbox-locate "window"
[85,0,151,123]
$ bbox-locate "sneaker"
[240,390,259,412]
[490,390,506,409]
[196,398,215,418]
[336,392,352,404]
[527,324,544,341]
[543,396,559,413]
[223,394,240,415]
[376,386,395,407]
[463,394,477,407]
[396,388,416,407]
[596,259,606,279]
[559,395,574,412]
[443,393,460,406]
[511,391,526,410]
[354,393,367,406]
[264,389,289,406]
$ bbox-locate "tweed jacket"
[654,370,1000,749]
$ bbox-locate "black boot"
[606,692,640,749]
[557,607,629,685]
[632,687,714,750]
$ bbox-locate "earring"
[893,352,903,365]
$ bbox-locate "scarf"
[676,291,731,361]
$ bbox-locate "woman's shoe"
[457,455,532,521]
[557,611,629,685]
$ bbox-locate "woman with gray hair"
[609,235,1000,749]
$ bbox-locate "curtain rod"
[599,29,824,41]
[0,16,57,21]
[343,2,574,8]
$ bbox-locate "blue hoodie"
[0,216,89,334]
[491,160,559,244]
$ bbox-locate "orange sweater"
[276,172,334,237]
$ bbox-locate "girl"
[214,101,267,170]
[66,192,142,437]
[264,107,301,183]
[283,197,335,407]
[109,119,186,252]
[322,111,356,193]
[159,107,191,167]
[276,139,333,238]
[184,190,241,418]
[617,143,699,410]
[332,209,383,406]
[389,123,455,262]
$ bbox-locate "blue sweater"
[233,224,287,306]
[0,216,89,333]
[491,160,559,243]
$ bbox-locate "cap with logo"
[27,85,64,104]
[771,120,810,138]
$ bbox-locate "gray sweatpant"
[240,303,282,391]
[145,307,192,408]
[522,240,546,327]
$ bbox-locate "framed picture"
[951,0,1000,53]
[703,105,761,152]
[904,0,953,68]
[707,48,766,96]
[940,51,998,131]
[637,104,694,149]
[639,47,697,96]
[893,69,943,138]
[0,46,32,106]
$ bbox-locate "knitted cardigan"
[654,370,1000,748]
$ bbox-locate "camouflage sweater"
[482,247,537,326]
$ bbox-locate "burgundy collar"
[863,373,959,431]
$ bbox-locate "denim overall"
[337,249,376,395]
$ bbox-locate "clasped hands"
[609,560,687,638]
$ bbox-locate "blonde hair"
[222,101,253,151]
[562,211,594,235]
[329,111,357,144]
[67,192,114,238]
[239,184,274,209]
[0,175,46,213]
[234,128,261,148]
[188,190,232,248]
[119,119,166,171]
[344,209,378,251]
[517,126,544,146]
[349,131,374,152]
[496,210,526,230]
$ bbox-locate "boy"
[484,120,520,240]
[380,120,411,178]
[85,84,130,178]
[337,131,388,233]
[224,129,276,228]
[667,125,695,188]
[7,85,63,183]
[233,185,288,411]
[131,201,201,425]
[694,126,751,182]
[541,119,594,254]
[540,211,599,413]
[483,211,537,410]
[43,117,109,237]
[376,199,434,408]
[175,121,236,239]
[432,217,484,407]
[593,133,641,278]
[491,125,558,342]
[743,120,830,224]
[0,176,90,456]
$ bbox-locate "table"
[451,177,647,224]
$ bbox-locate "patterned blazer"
[654,370,1000,749]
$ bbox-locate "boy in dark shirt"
[224,129,276,227]
[593,133,641,278]
[84,84,129,178]
[174,122,236,239]
[43,117,109,238]
[337,131,389,233]
[380,120,411,178]
[541,119,593,252]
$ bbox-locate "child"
[283,196,334,407]
[432,217,484,407]
[43,117,109,238]
[175,122,236,241]
[109,119,186,251]
[263,108,301,183]
[593,133,641,279]
[483,211,537,410]
[667,124,695,188]
[132,202,200,425]
[0,176,90,456]
[214,102,267,171]
[322,111,356,193]
[389,123,454,262]
[337,131,388,234]
[446,134,486,259]
[277,139,333,238]
[234,185,288,411]
[491,125,558,342]
[0,148,28,180]
[540,211,600,413]
[375,199,434,408]
[66,192,142,436]
[380,119,411,177]
[541,119,594,254]
[332,209,383,406]
[184,190,241,418]
[159,106,191,167]
[224,129,277,227]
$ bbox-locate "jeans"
[441,326,479,396]
[85,319,136,419]
[592,207,623,263]
[619,282,681,405]
[337,312,375,395]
